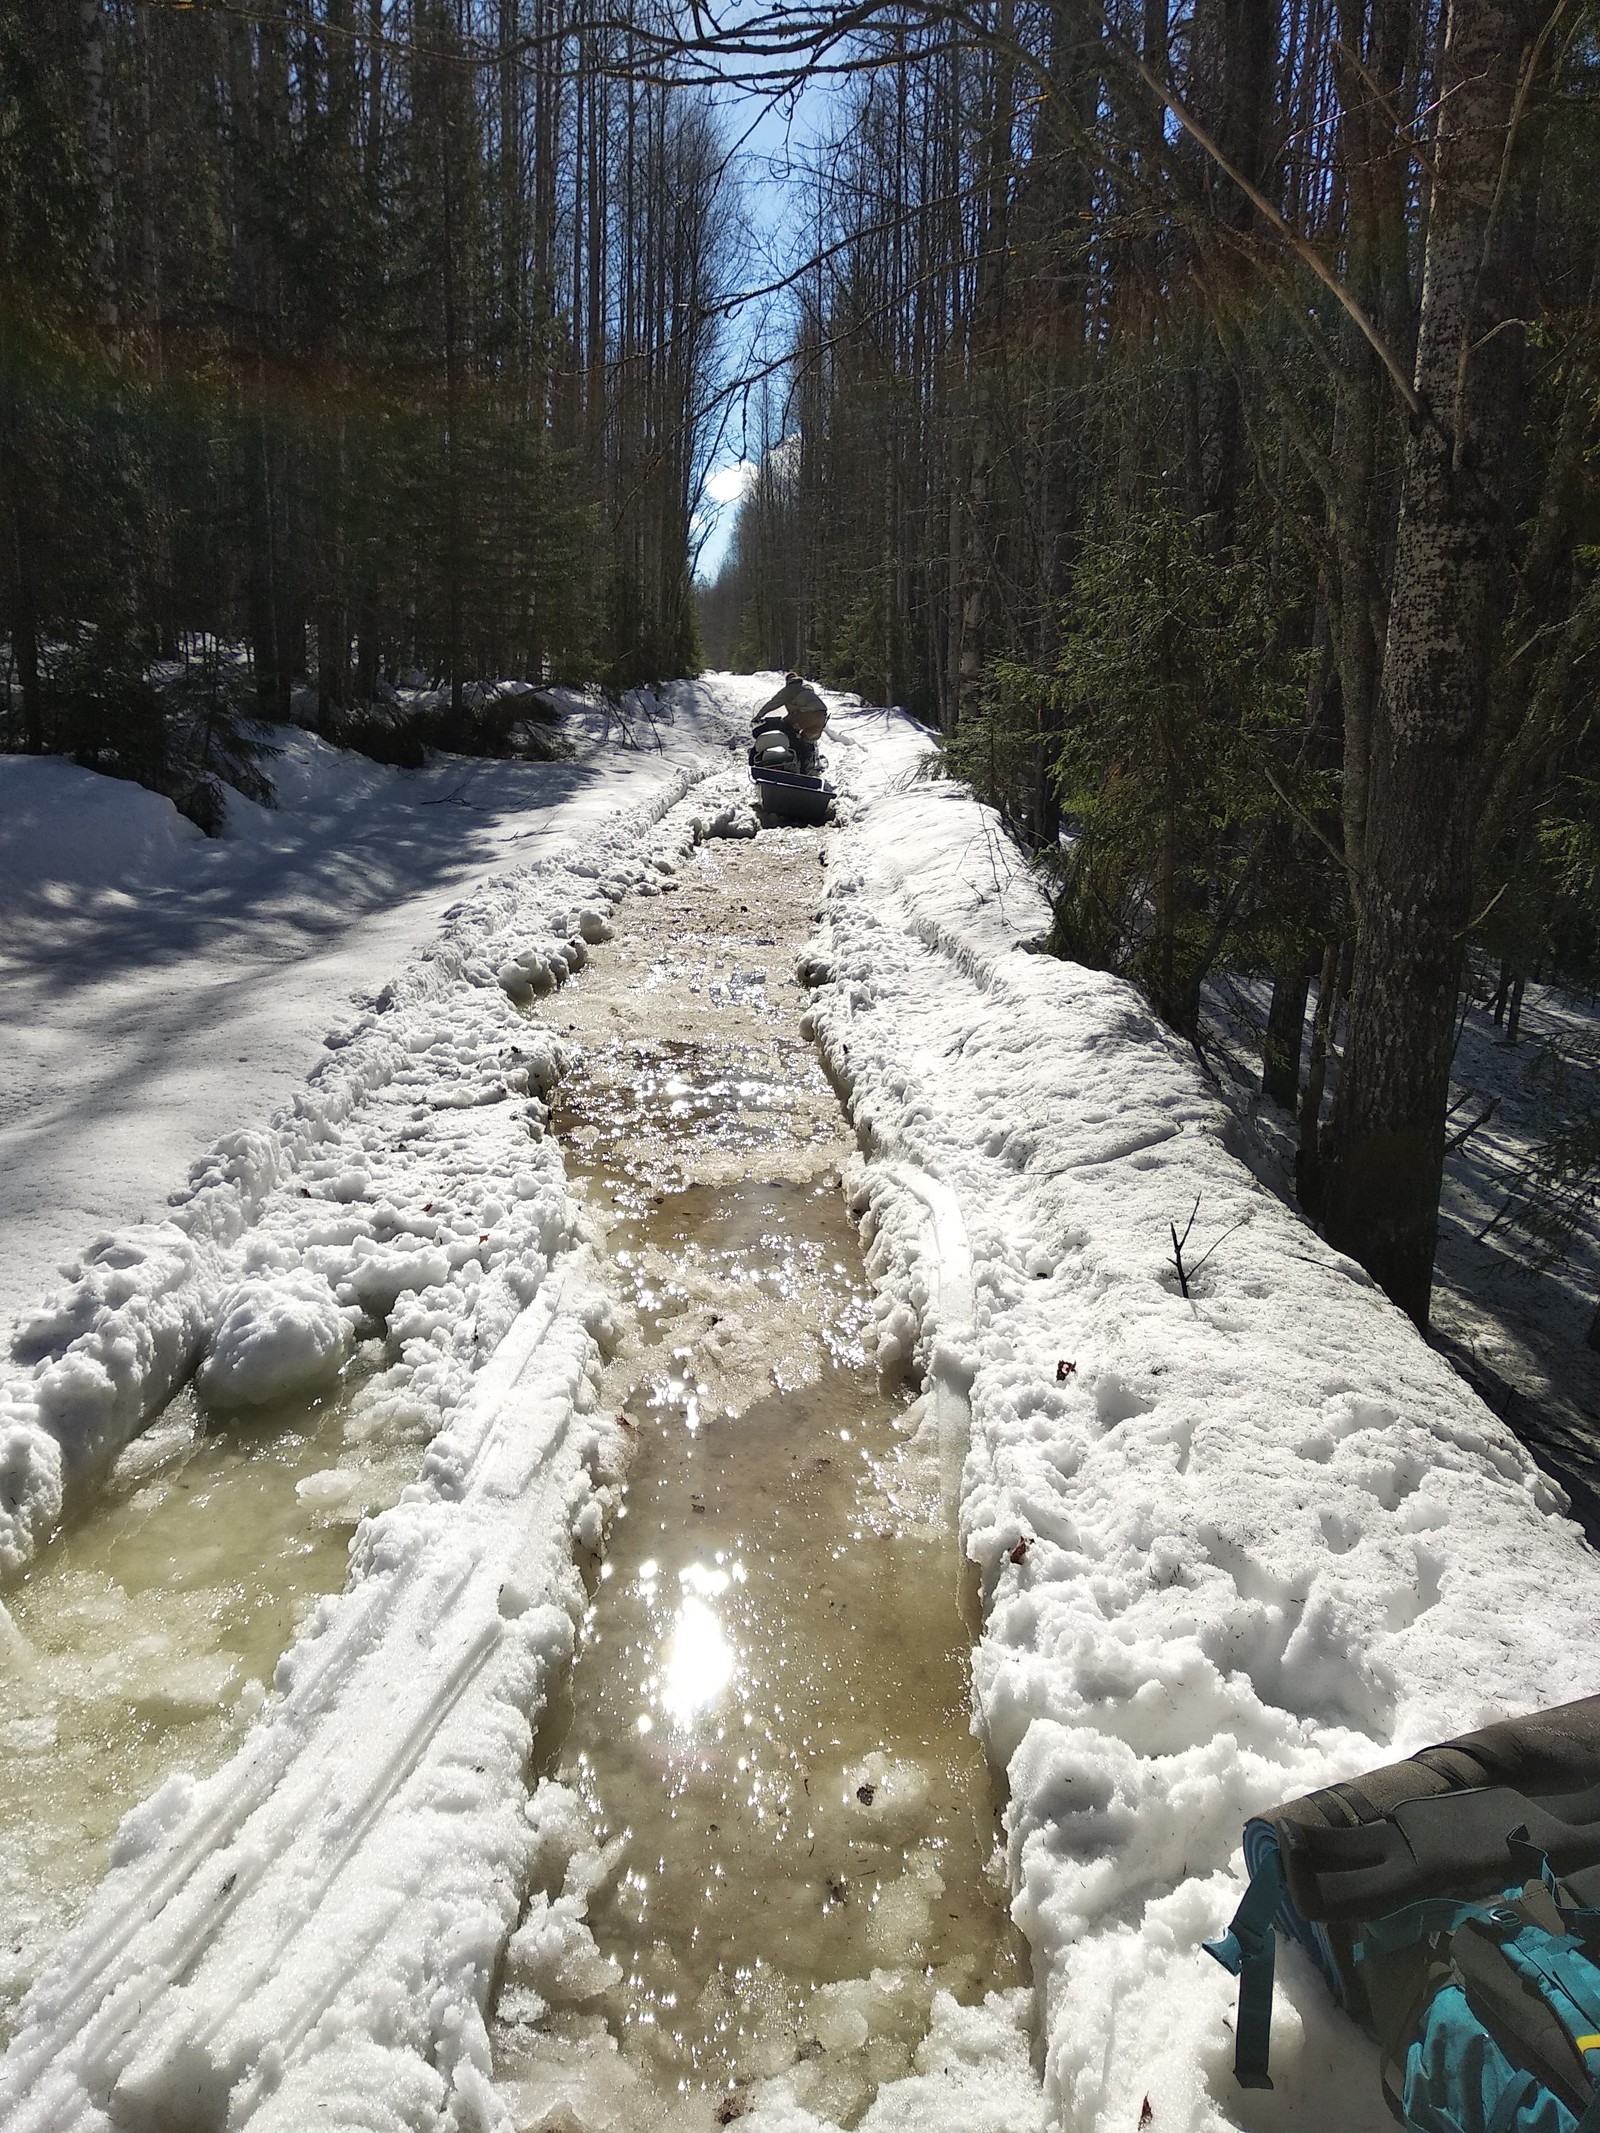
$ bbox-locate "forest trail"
[492,825,1036,2127]
[0,738,1043,2133]
[5,688,1600,2133]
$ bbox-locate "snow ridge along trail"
[0,759,770,2131]
[0,744,752,1581]
[808,702,1600,2131]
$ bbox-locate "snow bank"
[1,1227,219,1574]
[0,749,748,1579]
[0,755,204,892]
[808,702,1600,2131]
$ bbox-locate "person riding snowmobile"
[753,672,829,773]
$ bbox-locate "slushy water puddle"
[0,1374,412,2035]
[492,831,1026,2130]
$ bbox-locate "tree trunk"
[1505,974,1526,1047]
[438,20,465,725]
[14,560,42,754]
[1327,0,1415,895]
[81,0,118,330]
[1297,940,1343,1217]
[355,618,380,705]
[1262,963,1312,1110]
[1321,0,1547,1329]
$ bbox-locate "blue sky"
[692,75,839,582]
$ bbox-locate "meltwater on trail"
[490,824,1037,2131]
[0,1361,426,2042]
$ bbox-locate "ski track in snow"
[2,678,1598,2131]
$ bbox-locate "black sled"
[748,716,835,826]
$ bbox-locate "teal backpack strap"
[1483,2071,1542,2133]
[1354,1896,1487,1964]
[1204,1838,1287,2089]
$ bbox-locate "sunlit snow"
[1,675,1596,2133]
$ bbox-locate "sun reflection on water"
[659,1595,735,1726]
[635,1558,748,1731]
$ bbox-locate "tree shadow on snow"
[0,748,625,988]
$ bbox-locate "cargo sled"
[748,716,835,826]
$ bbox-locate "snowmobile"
[748,714,836,825]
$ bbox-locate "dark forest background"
[1,0,735,817]
[5,0,1600,1333]
[699,0,1600,1334]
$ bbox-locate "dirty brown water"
[0,1369,414,2038]
[492,829,1025,2132]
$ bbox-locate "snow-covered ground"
[1204,965,1600,1527]
[805,719,1600,2129]
[1430,985,1600,1516]
[4,678,1599,2133]
[0,684,745,1332]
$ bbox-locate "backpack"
[1205,1695,1600,2131]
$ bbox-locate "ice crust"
[802,703,1600,2129]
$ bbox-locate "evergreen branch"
[1255,752,1352,884]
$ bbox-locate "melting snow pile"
[800,703,1600,2131]
[198,1269,355,1408]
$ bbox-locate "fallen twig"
[1445,1097,1500,1156]
[1170,1195,1201,1297]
